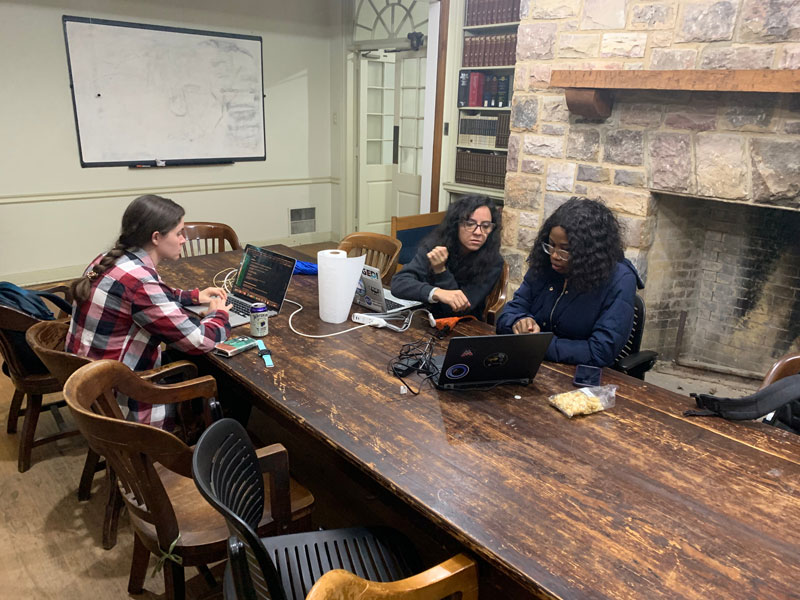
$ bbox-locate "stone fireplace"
[500,0,800,377]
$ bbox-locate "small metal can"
[249,302,268,337]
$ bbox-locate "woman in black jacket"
[390,195,503,319]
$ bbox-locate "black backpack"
[0,282,72,374]
[686,375,800,435]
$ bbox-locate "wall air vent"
[290,207,316,235]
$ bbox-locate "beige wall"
[0,0,345,284]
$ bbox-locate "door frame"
[344,0,448,234]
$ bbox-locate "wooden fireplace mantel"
[549,69,800,119]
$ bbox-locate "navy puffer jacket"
[495,259,643,367]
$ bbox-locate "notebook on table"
[185,245,296,327]
[353,264,421,314]
[433,332,553,390]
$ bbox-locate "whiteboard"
[63,16,266,167]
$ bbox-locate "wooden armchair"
[26,319,200,549]
[306,554,478,599]
[181,221,242,258]
[0,285,77,473]
[63,361,314,600]
[483,261,508,325]
[338,232,402,286]
[760,353,800,388]
[391,212,446,269]
[192,418,478,600]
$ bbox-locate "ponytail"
[70,241,130,303]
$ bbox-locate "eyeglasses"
[542,242,570,260]
[460,219,496,234]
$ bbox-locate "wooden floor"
[0,377,226,599]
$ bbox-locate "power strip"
[351,313,387,327]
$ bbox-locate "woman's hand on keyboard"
[208,295,233,314]
[199,287,228,304]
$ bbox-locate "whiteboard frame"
[62,15,266,168]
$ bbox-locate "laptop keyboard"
[230,297,250,317]
[385,298,403,312]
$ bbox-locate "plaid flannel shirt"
[66,248,230,429]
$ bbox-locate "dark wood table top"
[160,249,800,600]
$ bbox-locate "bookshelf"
[449,0,519,197]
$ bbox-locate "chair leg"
[127,532,149,594]
[78,448,101,501]
[197,564,217,589]
[164,561,186,600]
[102,470,124,550]
[7,389,24,434]
[18,393,42,473]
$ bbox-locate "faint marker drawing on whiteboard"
[63,17,265,166]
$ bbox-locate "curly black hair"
[424,195,502,281]
[527,197,624,292]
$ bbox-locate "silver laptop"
[186,245,296,327]
[353,264,421,314]
[433,332,554,390]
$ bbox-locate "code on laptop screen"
[233,247,295,311]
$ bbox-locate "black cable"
[387,336,440,395]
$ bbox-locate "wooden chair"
[26,320,200,550]
[760,353,800,389]
[192,418,478,600]
[759,352,800,432]
[390,212,446,269]
[337,232,402,287]
[483,261,508,325]
[63,360,314,600]
[612,295,658,381]
[305,554,478,599]
[182,221,242,258]
[0,286,78,473]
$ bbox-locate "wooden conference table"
[159,247,800,600]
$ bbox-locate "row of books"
[458,114,510,148]
[462,34,517,67]
[465,0,520,26]
[455,150,507,189]
[458,72,513,108]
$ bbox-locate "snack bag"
[548,384,617,418]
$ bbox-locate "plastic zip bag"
[548,384,617,418]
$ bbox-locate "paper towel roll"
[317,250,366,324]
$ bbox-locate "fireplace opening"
[641,194,800,378]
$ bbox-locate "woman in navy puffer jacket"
[496,197,643,367]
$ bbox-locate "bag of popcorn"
[548,385,617,418]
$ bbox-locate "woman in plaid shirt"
[67,194,232,429]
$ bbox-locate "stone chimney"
[505,0,800,374]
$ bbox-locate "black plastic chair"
[191,418,421,600]
[613,295,658,380]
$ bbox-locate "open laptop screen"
[232,245,295,312]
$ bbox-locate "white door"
[393,51,426,219]
[357,52,395,234]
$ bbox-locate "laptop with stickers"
[433,332,554,390]
[353,264,421,314]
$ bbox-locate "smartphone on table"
[573,364,602,387]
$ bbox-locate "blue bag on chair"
[0,282,67,320]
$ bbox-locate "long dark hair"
[70,194,185,302]
[527,197,624,292]
[424,195,502,281]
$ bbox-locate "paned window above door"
[354,0,429,44]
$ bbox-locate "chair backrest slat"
[181,222,242,258]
